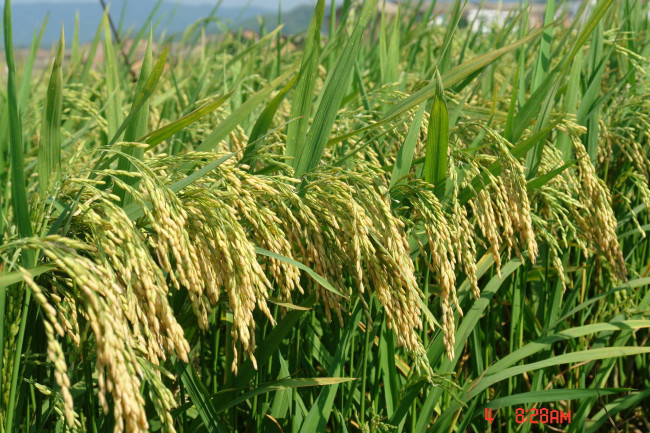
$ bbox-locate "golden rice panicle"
[449,159,479,299]
[19,268,74,427]
[1,281,23,408]
[75,179,190,364]
[291,165,430,373]
[207,162,302,304]
[394,179,458,360]
[140,359,178,433]
[14,236,149,433]
[490,131,538,264]
[465,161,503,274]
[571,137,627,280]
[179,189,274,372]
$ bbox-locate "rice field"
[1,0,649,431]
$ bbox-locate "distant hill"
[2,0,272,48]
[239,4,318,35]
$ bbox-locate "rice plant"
[1,0,649,431]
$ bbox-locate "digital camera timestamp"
[484,407,571,424]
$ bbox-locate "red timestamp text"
[484,407,571,424]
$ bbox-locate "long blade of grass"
[216,377,355,415]
[530,0,555,91]
[3,0,34,244]
[285,0,324,159]
[0,265,56,290]
[242,74,298,169]
[390,104,425,187]
[103,14,124,142]
[175,361,226,432]
[255,247,347,298]
[140,91,233,148]
[18,14,48,108]
[300,304,362,431]
[227,25,285,67]
[328,28,544,149]
[196,67,297,152]
[426,346,650,427]
[423,70,448,188]
[38,29,65,196]
[3,2,36,415]
[293,0,379,176]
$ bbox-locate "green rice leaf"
[423,70,449,187]
[285,0,324,159]
[255,247,348,298]
[175,361,225,432]
[196,66,297,152]
[141,90,233,149]
[293,0,379,176]
[216,377,355,414]
[465,346,650,402]
[103,14,124,142]
[328,28,544,149]
[38,28,65,196]
[243,74,298,169]
[0,265,56,290]
[390,104,425,187]
[4,0,34,246]
[300,304,362,431]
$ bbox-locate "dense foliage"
[1,0,649,431]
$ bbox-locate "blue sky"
[5,0,324,47]
[12,0,318,6]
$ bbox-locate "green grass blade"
[196,67,296,153]
[390,104,425,187]
[0,265,56,290]
[285,0,324,159]
[103,13,124,142]
[586,389,650,433]
[115,33,154,203]
[216,377,355,415]
[175,361,226,432]
[300,304,362,431]
[79,11,107,83]
[122,34,154,145]
[227,25,284,67]
[4,0,34,244]
[71,12,80,64]
[94,45,167,173]
[556,49,583,159]
[423,70,448,187]
[38,28,65,196]
[255,247,347,298]
[530,0,555,91]
[484,388,628,410]
[242,75,297,169]
[385,8,400,83]
[328,28,544,149]
[437,0,463,75]
[18,14,48,108]
[140,90,233,148]
[293,0,379,176]
[443,27,543,90]
[2,2,37,411]
[127,0,163,59]
[460,347,650,407]
[487,320,650,377]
